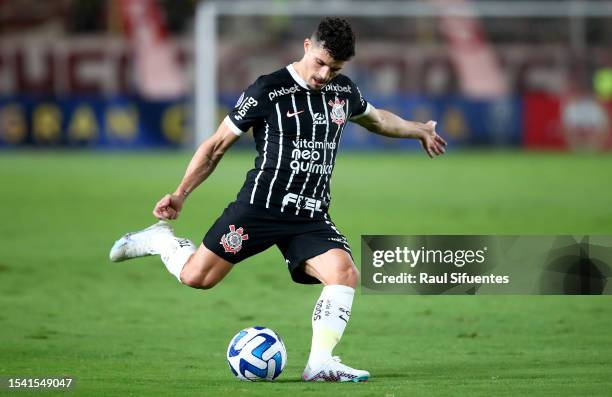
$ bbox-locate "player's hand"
[153,193,184,220]
[419,121,447,158]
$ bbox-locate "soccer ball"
[227,326,287,381]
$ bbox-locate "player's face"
[303,39,345,90]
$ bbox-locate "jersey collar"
[286,63,309,90]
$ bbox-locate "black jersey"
[224,64,371,219]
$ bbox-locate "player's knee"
[179,272,197,288]
[198,276,220,290]
[346,265,360,287]
[179,271,218,290]
[193,280,217,290]
[335,263,359,288]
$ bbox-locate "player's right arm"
[153,77,269,220]
[153,121,240,220]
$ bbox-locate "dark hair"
[313,18,355,61]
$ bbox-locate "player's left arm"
[352,106,447,158]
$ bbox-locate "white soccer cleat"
[109,221,174,262]
[302,356,370,382]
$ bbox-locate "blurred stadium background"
[1,1,612,396]
[1,0,611,150]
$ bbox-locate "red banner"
[119,0,186,99]
[524,93,612,151]
[432,0,508,98]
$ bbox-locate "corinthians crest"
[220,224,249,254]
[328,97,346,125]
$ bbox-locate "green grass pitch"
[1,149,611,396]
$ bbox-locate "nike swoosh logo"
[286,110,304,117]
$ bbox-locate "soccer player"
[110,18,446,382]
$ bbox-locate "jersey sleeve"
[224,77,269,136]
[348,81,372,121]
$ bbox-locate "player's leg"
[110,202,266,288]
[278,224,369,382]
[109,222,235,289]
[109,221,198,280]
[302,248,359,288]
[301,249,369,382]
[179,244,233,289]
[304,249,358,365]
